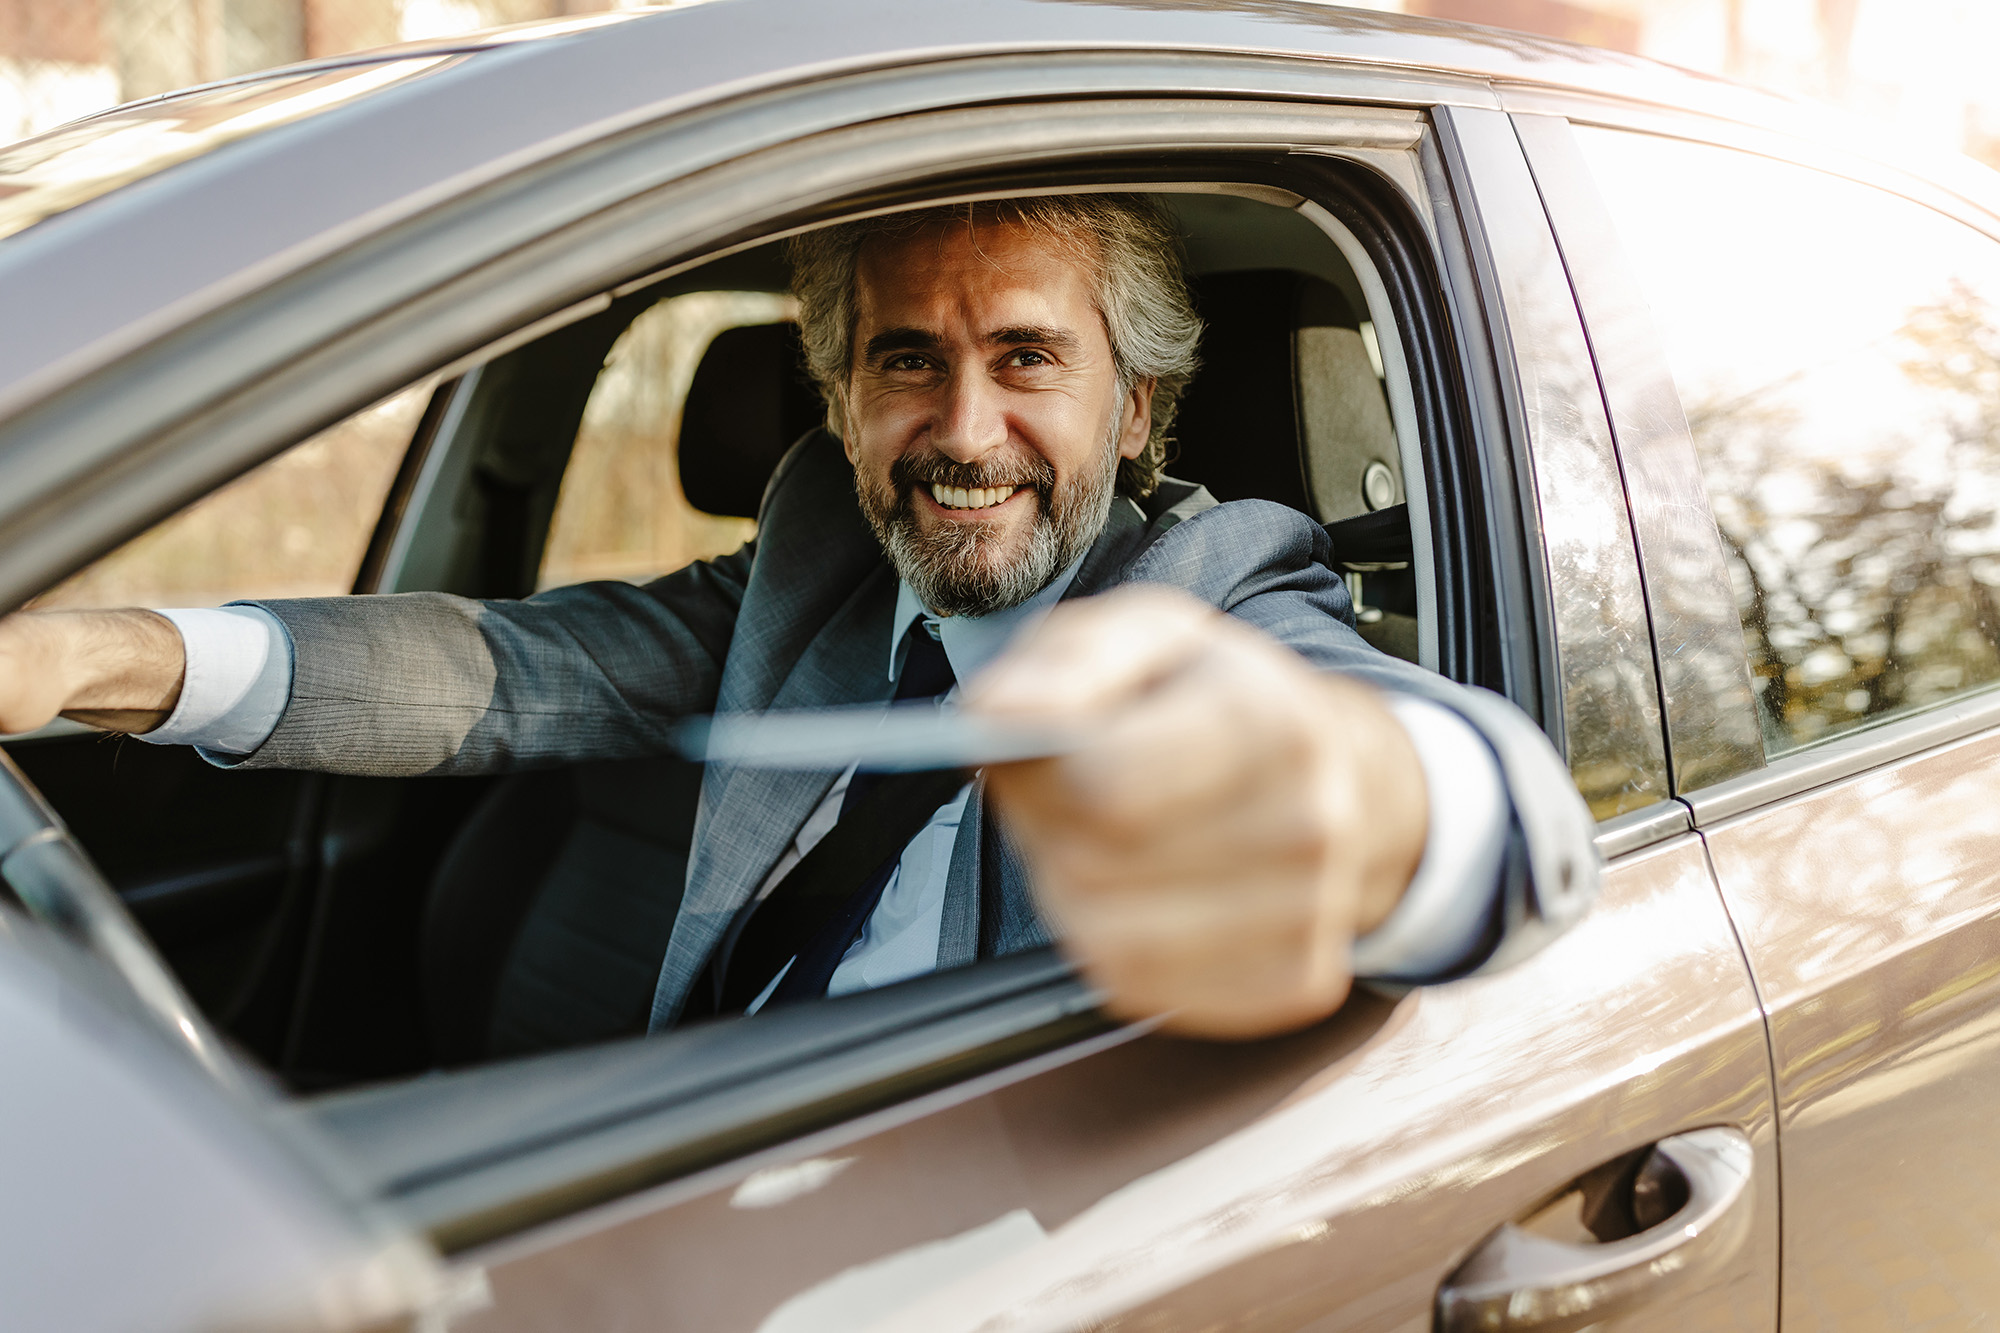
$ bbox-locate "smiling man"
[0,195,1596,1040]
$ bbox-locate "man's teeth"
[930,483,1017,510]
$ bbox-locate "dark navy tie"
[763,619,958,1005]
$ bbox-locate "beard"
[856,425,1121,618]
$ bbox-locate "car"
[3,2,1999,1329]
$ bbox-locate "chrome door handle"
[1435,1126,1754,1333]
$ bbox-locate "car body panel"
[1525,70,2000,1331]
[0,907,442,1333]
[1701,727,2000,1328]
[1433,104,1666,818]
[449,835,1773,1333]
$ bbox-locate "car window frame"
[1512,111,1767,801]
[0,52,1492,613]
[315,148,1506,1252]
[1430,103,1672,822]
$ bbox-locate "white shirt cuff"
[136,606,292,757]
[1350,696,1511,980]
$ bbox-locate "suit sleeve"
[1125,501,1600,980]
[227,545,754,777]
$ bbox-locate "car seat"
[419,323,814,1066]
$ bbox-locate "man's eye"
[1009,350,1050,367]
[885,354,932,372]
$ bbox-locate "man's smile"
[923,482,1028,514]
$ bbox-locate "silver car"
[2,2,1997,1329]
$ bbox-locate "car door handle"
[1435,1126,1754,1333]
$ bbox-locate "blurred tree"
[1692,283,2000,753]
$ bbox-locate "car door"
[287,95,1773,1332]
[1526,107,2000,1327]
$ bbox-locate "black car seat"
[423,758,704,1064]
[420,274,1416,1065]
[678,321,825,516]
[1177,271,1417,654]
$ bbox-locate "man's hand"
[971,587,1427,1040]
[0,610,186,736]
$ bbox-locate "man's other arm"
[0,543,755,773]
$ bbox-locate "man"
[0,195,1595,1040]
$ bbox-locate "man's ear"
[1117,378,1157,462]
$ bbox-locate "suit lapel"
[650,434,896,1028]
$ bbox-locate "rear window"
[1578,126,2000,758]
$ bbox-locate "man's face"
[842,217,1154,616]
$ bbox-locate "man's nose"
[930,366,1008,463]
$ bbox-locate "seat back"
[678,321,824,517]
[421,757,703,1064]
[1173,270,1402,523]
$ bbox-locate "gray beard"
[858,427,1120,618]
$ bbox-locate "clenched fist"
[972,586,1427,1040]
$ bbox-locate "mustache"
[888,452,1056,496]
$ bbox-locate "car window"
[1576,127,2000,759]
[31,384,429,610]
[535,291,791,590]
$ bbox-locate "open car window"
[28,383,430,611]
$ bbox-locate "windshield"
[0,56,462,244]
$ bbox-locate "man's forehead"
[853,217,1096,326]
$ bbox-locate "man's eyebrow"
[990,326,1080,351]
[861,327,940,361]
[860,324,1082,362]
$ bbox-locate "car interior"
[2,185,1426,1093]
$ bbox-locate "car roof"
[0,0,1978,423]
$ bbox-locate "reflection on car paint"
[0,56,460,244]
[1706,725,2000,1322]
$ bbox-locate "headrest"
[1172,271,1318,514]
[678,321,825,518]
[1170,270,1401,525]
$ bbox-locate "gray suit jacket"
[240,431,1598,1028]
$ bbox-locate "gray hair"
[786,194,1203,498]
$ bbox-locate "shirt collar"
[889,555,1086,686]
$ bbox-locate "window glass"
[536,291,789,590]
[31,384,427,609]
[1577,128,2000,757]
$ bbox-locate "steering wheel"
[0,746,242,1088]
